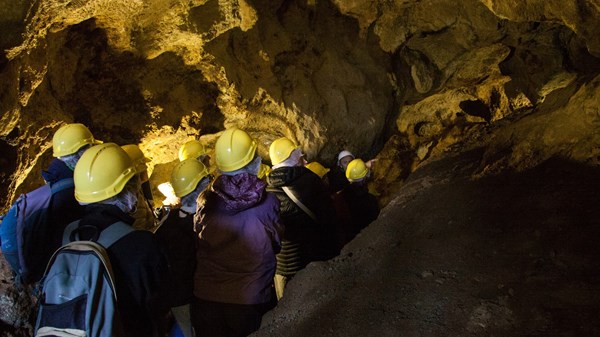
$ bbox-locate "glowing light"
[158,182,180,206]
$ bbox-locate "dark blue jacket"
[27,159,85,282]
[44,158,85,236]
[337,183,380,244]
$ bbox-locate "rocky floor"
[254,148,600,337]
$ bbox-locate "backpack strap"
[49,178,74,195]
[97,221,134,248]
[281,186,318,221]
[63,221,80,245]
[63,220,134,248]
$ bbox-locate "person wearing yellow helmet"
[155,159,211,337]
[178,140,206,161]
[121,144,157,230]
[328,150,354,193]
[72,143,169,337]
[306,161,330,179]
[269,137,300,168]
[178,139,211,168]
[42,123,100,249]
[13,123,94,282]
[191,128,282,337]
[346,158,370,182]
[335,158,380,245]
[52,123,102,170]
[267,137,339,299]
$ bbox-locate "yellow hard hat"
[215,128,257,172]
[74,143,137,203]
[269,137,298,166]
[53,123,101,157]
[306,161,330,179]
[178,140,207,161]
[121,144,150,174]
[257,163,272,179]
[171,158,210,197]
[346,158,369,182]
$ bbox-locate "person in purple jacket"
[191,128,283,337]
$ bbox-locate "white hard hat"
[337,150,354,165]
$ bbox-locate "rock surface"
[254,149,600,336]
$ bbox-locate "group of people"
[26,123,380,337]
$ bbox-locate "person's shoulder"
[295,166,323,184]
[252,190,278,214]
[120,228,161,246]
[329,165,344,174]
[262,190,280,205]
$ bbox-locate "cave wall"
[1,0,599,209]
[337,0,600,201]
[0,0,600,206]
[1,0,597,210]
[0,0,398,209]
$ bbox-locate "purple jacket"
[193,173,282,305]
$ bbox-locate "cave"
[1,0,599,336]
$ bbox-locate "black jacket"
[76,204,169,337]
[328,165,350,193]
[337,183,380,244]
[154,210,196,307]
[267,166,338,276]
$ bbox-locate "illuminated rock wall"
[1,0,598,208]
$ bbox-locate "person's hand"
[366,158,377,169]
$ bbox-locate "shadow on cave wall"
[199,0,394,160]
[142,52,224,136]
[499,20,600,105]
[51,19,150,144]
[0,137,18,206]
[54,19,224,144]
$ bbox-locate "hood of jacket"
[76,203,135,241]
[205,173,266,214]
[42,158,74,183]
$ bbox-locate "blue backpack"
[35,220,133,337]
[0,178,74,285]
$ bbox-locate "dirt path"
[254,149,600,336]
